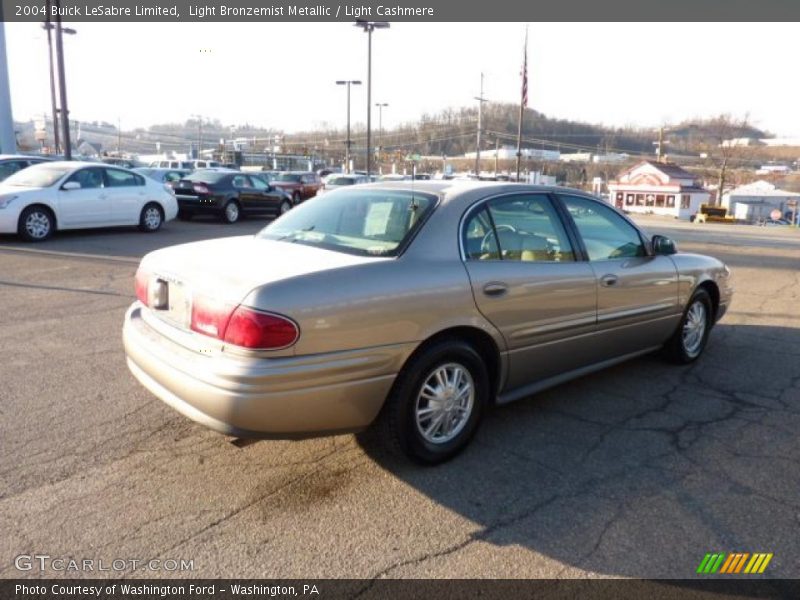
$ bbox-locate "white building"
[607,161,709,219]
[463,146,560,162]
[559,152,592,163]
[721,180,800,223]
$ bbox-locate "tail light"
[193,183,210,194]
[224,307,299,349]
[190,296,299,350]
[135,268,149,305]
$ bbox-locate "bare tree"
[696,114,754,205]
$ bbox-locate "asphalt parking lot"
[0,213,798,581]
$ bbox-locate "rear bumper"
[123,304,412,438]
[176,195,224,212]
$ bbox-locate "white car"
[319,174,371,195]
[0,161,178,242]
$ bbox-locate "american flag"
[521,28,529,108]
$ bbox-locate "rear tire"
[177,209,193,221]
[292,192,301,205]
[365,340,488,464]
[662,288,713,364]
[138,203,163,232]
[18,205,54,242]
[222,200,240,224]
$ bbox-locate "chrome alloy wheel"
[225,202,239,222]
[143,206,162,230]
[682,300,707,358]
[415,363,475,444]
[25,210,51,239]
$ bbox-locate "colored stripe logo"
[697,552,773,574]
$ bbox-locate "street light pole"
[355,20,389,179]
[336,80,361,173]
[375,102,388,170]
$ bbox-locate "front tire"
[138,203,163,232]
[369,340,489,464]
[279,200,292,215]
[18,206,54,242]
[662,288,713,364]
[222,200,240,224]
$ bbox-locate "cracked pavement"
[0,216,798,580]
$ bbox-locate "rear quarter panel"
[242,257,505,357]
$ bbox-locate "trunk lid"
[139,236,385,329]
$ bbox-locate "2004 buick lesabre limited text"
[123,182,732,464]
[34,4,180,16]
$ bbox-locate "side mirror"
[652,234,677,255]
[62,181,81,191]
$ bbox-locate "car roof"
[0,154,53,161]
[358,180,597,206]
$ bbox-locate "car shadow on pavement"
[357,323,800,580]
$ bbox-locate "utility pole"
[53,0,72,159]
[43,4,60,153]
[653,126,669,163]
[494,137,499,176]
[474,72,487,178]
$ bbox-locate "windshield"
[276,174,302,182]
[3,164,71,187]
[258,189,437,257]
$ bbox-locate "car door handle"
[600,274,619,287]
[483,282,508,297]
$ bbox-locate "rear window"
[186,171,228,184]
[276,174,302,183]
[258,189,437,257]
[328,177,356,186]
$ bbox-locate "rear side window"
[463,194,574,262]
[559,195,645,261]
[105,168,139,187]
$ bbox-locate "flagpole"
[515,26,528,182]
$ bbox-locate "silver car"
[123,182,733,463]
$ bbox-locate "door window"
[250,176,270,191]
[65,168,104,189]
[463,194,574,262]
[560,195,646,261]
[232,175,251,188]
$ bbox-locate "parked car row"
[0,161,177,241]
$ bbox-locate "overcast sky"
[5,22,799,136]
